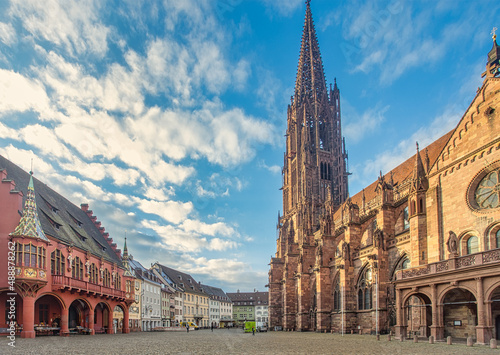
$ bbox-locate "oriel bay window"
[50,249,65,275]
[15,242,46,268]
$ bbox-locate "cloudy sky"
[0,0,498,292]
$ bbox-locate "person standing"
[252,326,255,336]
[211,323,214,332]
[186,324,189,333]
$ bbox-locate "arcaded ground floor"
[2,328,499,355]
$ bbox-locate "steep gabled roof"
[156,263,204,294]
[0,155,123,267]
[200,284,231,302]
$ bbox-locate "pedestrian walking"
[211,323,214,332]
[252,326,255,336]
[186,324,189,333]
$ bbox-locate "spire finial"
[306,0,311,6]
[30,158,33,175]
[416,141,419,151]
[492,27,497,42]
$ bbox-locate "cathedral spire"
[294,0,328,104]
[10,172,49,242]
[411,142,428,192]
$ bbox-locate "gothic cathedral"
[269,2,500,344]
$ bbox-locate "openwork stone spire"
[10,173,49,242]
[294,0,328,105]
[411,142,428,192]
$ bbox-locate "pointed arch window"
[333,280,340,311]
[357,267,372,310]
[496,230,500,249]
[403,207,409,230]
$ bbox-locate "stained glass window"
[475,169,500,209]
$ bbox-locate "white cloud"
[258,160,281,175]
[195,172,244,198]
[143,186,175,202]
[0,70,52,115]
[351,105,460,190]
[179,219,237,238]
[0,22,16,45]
[343,103,389,143]
[338,1,479,84]
[261,0,303,17]
[182,255,266,288]
[135,199,193,225]
[9,0,110,57]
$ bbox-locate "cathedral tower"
[282,0,348,241]
[269,1,348,331]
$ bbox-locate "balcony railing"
[396,248,500,281]
[52,275,129,299]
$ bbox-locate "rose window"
[475,169,500,209]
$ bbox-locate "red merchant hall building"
[0,156,136,338]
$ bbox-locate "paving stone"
[3,329,498,355]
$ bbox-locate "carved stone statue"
[342,242,350,262]
[374,229,385,251]
[447,231,458,254]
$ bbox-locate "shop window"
[39,304,49,324]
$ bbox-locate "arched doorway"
[442,288,477,340]
[404,293,432,338]
[113,305,124,333]
[35,294,64,328]
[489,286,500,340]
[68,299,91,330]
[94,302,111,334]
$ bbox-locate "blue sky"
[0,0,498,292]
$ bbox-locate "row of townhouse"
[0,155,234,337]
[116,254,236,331]
[227,291,269,329]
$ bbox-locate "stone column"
[394,288,406,339]
[88,307,95,335]
[476,277,492,344]
[430,283,443,340]
[60,307,69,336]
[123,306,130,334]
[21,296,36,338]
[107,307,114,334]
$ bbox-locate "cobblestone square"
[3,330,499,355]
